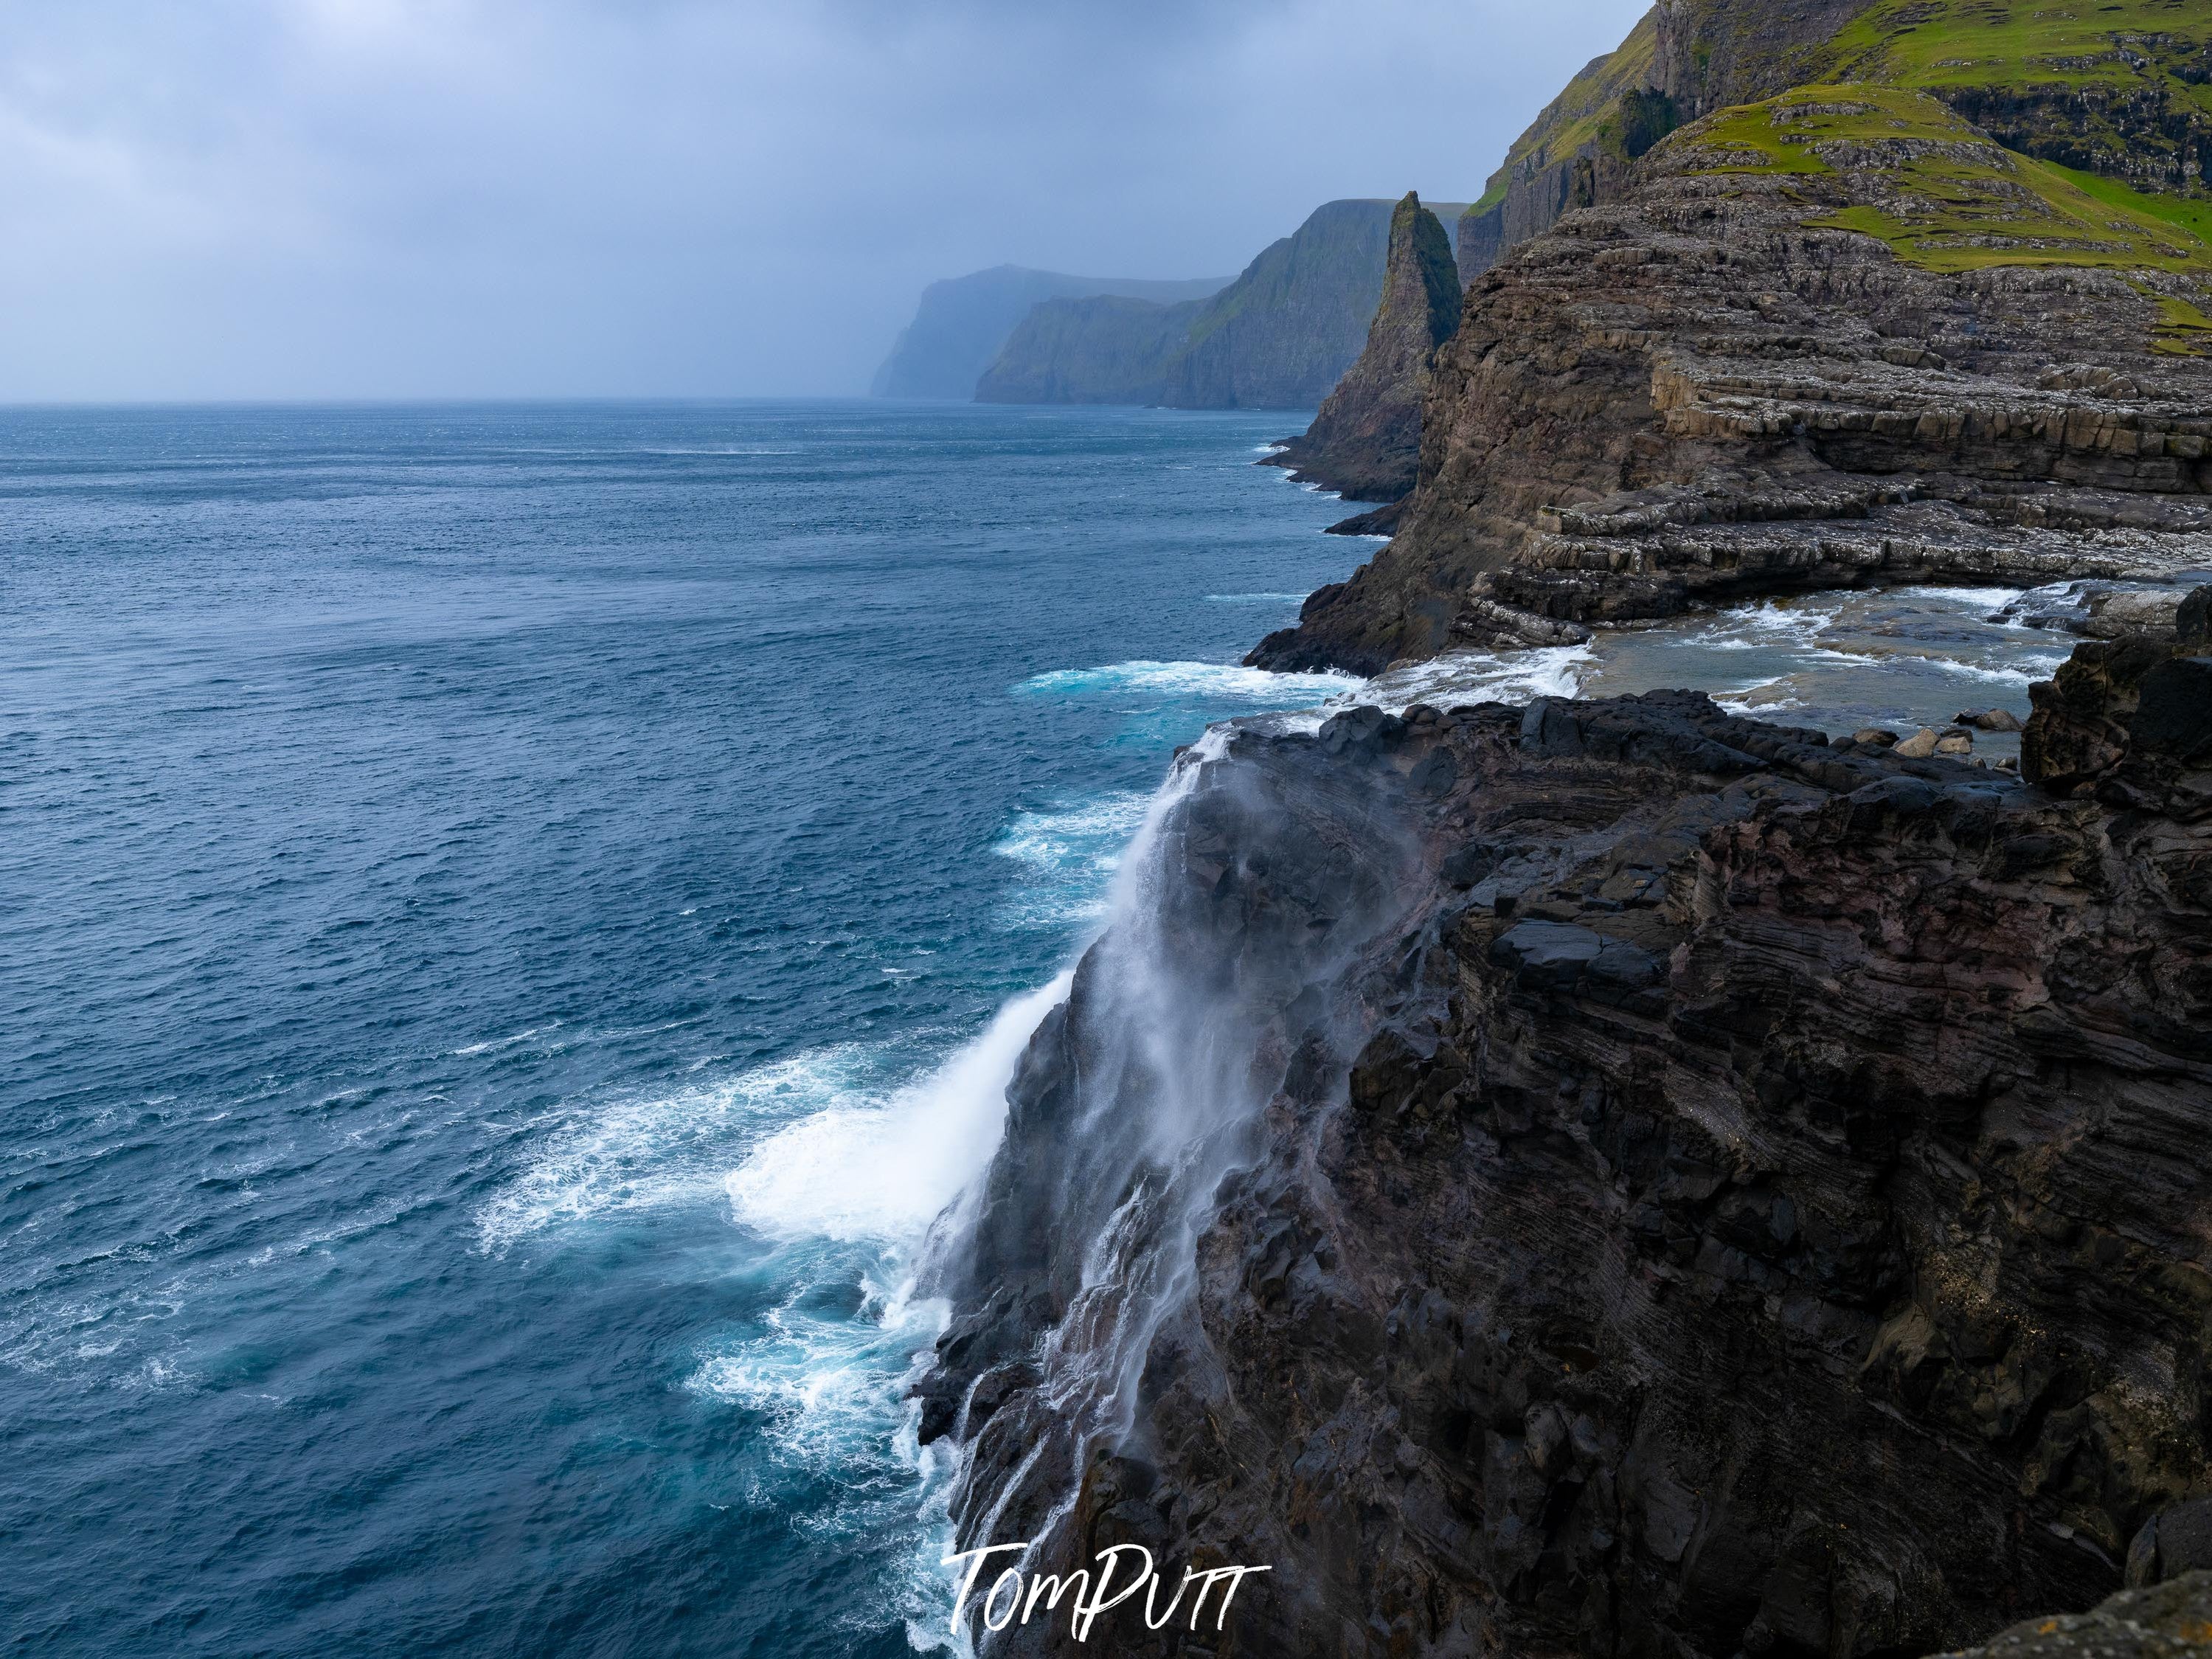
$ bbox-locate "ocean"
[0,400,2075,1657]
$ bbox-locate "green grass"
[1822,0,2212,103]
[1809,0,2212,195]
[1676,84,2212,274]
[1475,10,1661,197]
[2146,291,2212,353]
[2050,162,2212,246]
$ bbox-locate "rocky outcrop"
[1252,86,2212,676]
[2022,583,2212,814]
[1651,0,1885,121]
[1938,1572,2212,1659]
[873,266,1229,401]
[1161,199,1466,410]
[1266,193,1462,503]
[1820,1,2212,201]
[977,199,1469,411]
[1451,0,1868,289]
[923,633,2212,1655]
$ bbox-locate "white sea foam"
[1807,642,2066,688]
[481,967,1075,1251]
[1358,644,1592,713]
[1914,655,2066,686]
[1200,592,1310,603]
[689,1272,945,1470]
[453,1022,559,1057]
[475,1044,887,1248]
[991,794,1153,930]
[725,974,1073,1244]
[1714,679,1805,711]
[1691,599,1834,650]
[995,794,1153,874]
[1015,659,1359,702]
[1887,584,2025,612]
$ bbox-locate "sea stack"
[1267,192,1463,507]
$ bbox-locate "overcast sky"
[0,0,1648,401]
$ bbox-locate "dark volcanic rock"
[2023,581,2212,815]
[926,648,2212,1656]
[1269,193,1462,504]
[1937,1572,2212,1659]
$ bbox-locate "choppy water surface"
[0,401,2096,1658]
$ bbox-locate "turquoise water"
[0,401,1363,1658]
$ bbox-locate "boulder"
[2127,1500,2212,1590]
[1893,726,1941,758]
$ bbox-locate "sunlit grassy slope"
[1824,0,2211,104]
[1681,83,2212,277]
[1471,10,1663,214]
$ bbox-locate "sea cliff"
[977,198,1468,411]
[873,267,1230,401]
[920,595,2212,1655]
[1266,192,1462,505]
[915,3,2212,1651]
[1255,1,2212,676]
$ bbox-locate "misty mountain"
[870,267,1232,401]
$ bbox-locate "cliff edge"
[922,597,2212,1655]
[872,267,1229,401]
[1255,0,2212,676]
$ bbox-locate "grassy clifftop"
[1677,82,2212,276]
[1815,0,2212,196]
[1471,10,1665,215]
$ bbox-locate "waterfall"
[913,708,1438,1640]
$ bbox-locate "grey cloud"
[0,0,1648,399]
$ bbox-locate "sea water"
[0,401,2082,1657]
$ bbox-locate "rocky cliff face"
[1651,0,1887,120]
[872,267,1230,401]
[1255,82,2212,676]
[1266,193,1463,503]
[1455,9,1670,287]
[1267,0,2212,676]
[970,293,1212,406]
[1487,0,2212,277]
[976,199,1468,411]
[2022,583,2212,814]
[1164,198,1465,411]
[1940,1571,2212,1659]
[1818,0,2212,201]
[921,603,2212,1656]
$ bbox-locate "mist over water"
[1,400,2093,1656]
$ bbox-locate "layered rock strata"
[923,613,2212,1656]
[1255,89,2212,676]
